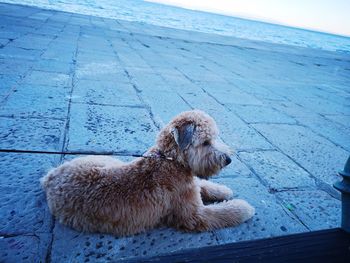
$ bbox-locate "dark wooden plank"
[119,228,350,263]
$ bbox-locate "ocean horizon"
[2,0,350,53]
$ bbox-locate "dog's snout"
[225,155,232,166]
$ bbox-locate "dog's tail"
[40,174,49,190]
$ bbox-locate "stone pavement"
[0,2,349,262]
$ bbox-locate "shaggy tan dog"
[41,110,254,236]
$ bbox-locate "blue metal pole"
[334,156,350,233]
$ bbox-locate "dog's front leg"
[195,177,233,202]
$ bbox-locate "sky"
[146,0,350,37]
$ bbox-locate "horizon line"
[145,0,350,38]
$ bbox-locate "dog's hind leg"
[173,189,254,232]
[195,177,233,202]
[199,200,255,230]
[185,200,254,231]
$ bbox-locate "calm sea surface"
[2,0,350,53]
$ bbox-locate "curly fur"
[41,110,254,236]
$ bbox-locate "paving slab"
[139,90,191,125]
[67,103,158,153]
[75,62,129,83]
[41,47,76,63]
[253,123,349,186]
[8,33,54,50]
[72,79,141,106]
[196,81,264,106]
[277,190,341,230]
[176,86,225,112]
[178,65,227,83]
[76,51,117,64]
[0,28,22,40]
[126,71,165,91]
[212,175,307,243]
[50,224,124,263]
[239,150,316,191]
[161,73,199,90]
[0,233,51,263]
[207,109,275,151]
[117,49,151,69]
[269,100,321,119]
[238,80,288,102]
[0,74,20,96]
[0,116,65,151]
[0,46,42,60]
[23,70,71,87]
[28,12,53,21]
[295,115,350,151]
[0,58,33,76]
[115,229,218,260]
[296,97,349,116]
[0,153,58,234]
[324,114,350,129]
[0,38,10,47]
[0,84,70,119]
[228,104,296,124]
[51,223,218,262]
[31,59,73,74]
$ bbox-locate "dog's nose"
[225,155,232,165]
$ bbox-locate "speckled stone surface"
[72,79,141,106]
[212,176,308,243]
[238,150,316,191]
[253,124,349,186]
[0,153,58,235]
[0,2,349,262]
[67,103,157,153]
[51,224,218,262]
[0,233,51,262]
[276,190,341,231]
[0,116,65,151]
[0,84,70,119]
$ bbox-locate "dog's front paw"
[201,184,233,202]
[226,199,255,224]
[215,185,233,201]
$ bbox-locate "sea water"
[2,0,350,53]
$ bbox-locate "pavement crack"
[59,25,80,160]
[276,195,311,231]
[45,219,55,263]
[0,233,40,239]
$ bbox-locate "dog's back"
[41,155,173,235]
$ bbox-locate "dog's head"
[156,110,232,178]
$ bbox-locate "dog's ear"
[171,124,195,151]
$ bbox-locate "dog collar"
[134,150,173,161]
[153,150,174,161]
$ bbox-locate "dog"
[41,110,254,236]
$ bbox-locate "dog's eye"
[203,140,210,146]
